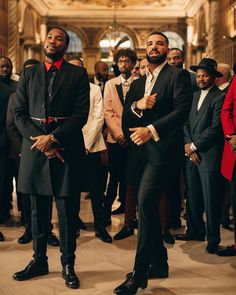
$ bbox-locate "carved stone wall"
[0,0,8,55]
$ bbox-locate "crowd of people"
[0,26,236,294]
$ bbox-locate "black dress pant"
[134,163,170,273]
[106,143,127,206]
[185,162,225,245]
[31,194,79,267]
[85,152,106,227]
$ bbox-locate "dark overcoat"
[14,61,90,196]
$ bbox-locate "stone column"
[83,47,101,75]
[207,0,219,59]
[186,17,194,69]
[0,0,8,55]
[8,0,20,73]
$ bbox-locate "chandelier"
[99,0,130,56]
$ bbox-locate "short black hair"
[147,31,169,46]
[0,56,13,68]
[170,48,184,58]
[113,48,137,64]
[47,26,70,46]
[23,59,40,68]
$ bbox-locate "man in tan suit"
[104,48,137,223]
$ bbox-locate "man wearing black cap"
[175,58,226,254]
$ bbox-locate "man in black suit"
[175,58,225,254]
[0,80,14,239]
[114,31,192,295]
[12,27,90,289]
[0,56,18,91]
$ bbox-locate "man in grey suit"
[175,58,225,254]
[114,31,192,295]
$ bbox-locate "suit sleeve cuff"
[147,124,160,142]
[131,102,143,118]
[190,142,197,151]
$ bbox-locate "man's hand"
[129,127,152,145]
[229,135,236,152]
[189,152,201,165]
[30,135,53,152]
[184,143,194,157]
[136,93,157,110]
[116,134,126,146]
[44,147,64,163]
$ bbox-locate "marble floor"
[0,194,236,295]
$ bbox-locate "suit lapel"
[115,78,124,106]
[151,63,172,96]
[51,61,70,101]
[192,86,216,131]
[36,63,46,98]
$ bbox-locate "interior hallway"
[0,193,236,295]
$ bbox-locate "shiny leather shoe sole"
[13,269,49,281]
[113,277,147,294]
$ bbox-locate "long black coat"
[122,63,192,166]
[14,61,90,196]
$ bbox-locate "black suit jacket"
[184,85,225,171]
[122,63,192,166]
[14,60,90,196]
[0,81,15,150]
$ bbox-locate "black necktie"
[47,66,58,102]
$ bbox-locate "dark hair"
[147,31,169,46]
[47,26,70,46]
[68,56,84,67]
[23,59,40,68]
[0,56,13,68]
[113,48,137,64]
[170,48,184,58]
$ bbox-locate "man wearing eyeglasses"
[103,48,137,226]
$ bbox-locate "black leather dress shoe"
[13,259,49,281]
[163,230,175,244]
[95,227,112,243]
[18,232,32,244]
[217,245,236,256]
[205,243,219,254]
[126,263,169,280]
[114,226,134,240]
[47,232,60,247]
[62,265,80,289]
[114,271,148,294]
[111,205,125,215]
[175,233,205,241]
[222,224,234,231]
[0,231,4,241]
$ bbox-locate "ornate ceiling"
[27,0,195,19]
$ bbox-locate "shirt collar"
[120,75,132,84]
[44,58,64,72]
[218,82,230,91]
[200,84,214,94]
[146,61,167,79]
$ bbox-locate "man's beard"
[43,48,64,60]
[96,72,108,83]
[146,52,167,65]
[0,74,11,83]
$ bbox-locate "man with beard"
[0,56,18,91]
[90,60,109,96]
[12,27,90,289]
[114,32,192,295]
[175,58,225,254]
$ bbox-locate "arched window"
[67,31,83,56]
[163,31,185,51]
